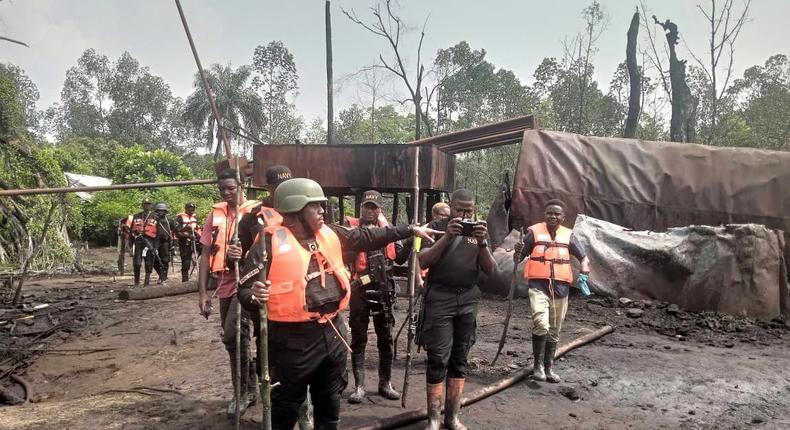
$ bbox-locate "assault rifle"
[352,250,396,330]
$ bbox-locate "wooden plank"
[253,144,454,192]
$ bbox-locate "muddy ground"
[1,248,789,430]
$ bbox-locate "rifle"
[492,228,524,366]
[357,251,395,331]
[139,235,163,268]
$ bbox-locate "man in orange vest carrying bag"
[236,178,437,430]
[514,199,591,383]
[346,190,402,404]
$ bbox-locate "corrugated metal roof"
[409,115,537,153]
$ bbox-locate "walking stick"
[401,145,420,408]
[492,228,523,366]
[255,217,272,430]
[174,1,242,427]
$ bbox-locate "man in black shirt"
[417,189,496,430]
[514,199,590,383]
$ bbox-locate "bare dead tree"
[576,1,608,133]
[685,0,751,144]
[654,16,698,142]
[638,1,671,102]
[624,9,641,138]
[343,0,432,139]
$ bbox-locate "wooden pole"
[325,0,334,145]
[174,2,242,428]
[401,146,420,408]
[174,0,232,159]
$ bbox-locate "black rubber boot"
[143,272,151,288]
[348,353,366,404]
[133,267,141,287]
[378,355,400,400]
[181,270,189,283]
[531,334,547,381]
[544,340,561,383]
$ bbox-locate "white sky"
[2,0,788,124]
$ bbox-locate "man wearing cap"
[236,178,437,430]
[176,202,202,283]
[152,203,178,284]
[345,190,402,404]
[197,168,259,417]
[262,164,293,208]
[130,198,157,287]
[238,165,292,253]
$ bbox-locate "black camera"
[459,219,480,236]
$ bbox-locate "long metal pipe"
[174,0,232,161]
[0,179,215,197]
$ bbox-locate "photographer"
[417,189,496,430]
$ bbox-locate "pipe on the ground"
[354,325,615,430]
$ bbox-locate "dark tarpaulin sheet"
[479,218,790,320]
[510,130,790,233]
[573,215,789,320]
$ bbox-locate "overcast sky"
[2,0,788,124]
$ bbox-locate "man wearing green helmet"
[235,178,437,430]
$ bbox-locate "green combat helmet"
[154,203,168,212]
[274,178,327,214]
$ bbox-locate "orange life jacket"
[208,200,256,273]
[255,205,284,228]
[266,224,351,323]
[143,215,158,239]
[131,212,148,235]
[176,212,201,237]
[346,213,396,274]
[524,222,574,284]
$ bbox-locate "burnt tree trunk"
[624,11,641,138]
[655,17,698,142]
[325,0,334,144]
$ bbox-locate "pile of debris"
[0,298,93,405]
[579,296,789,346]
